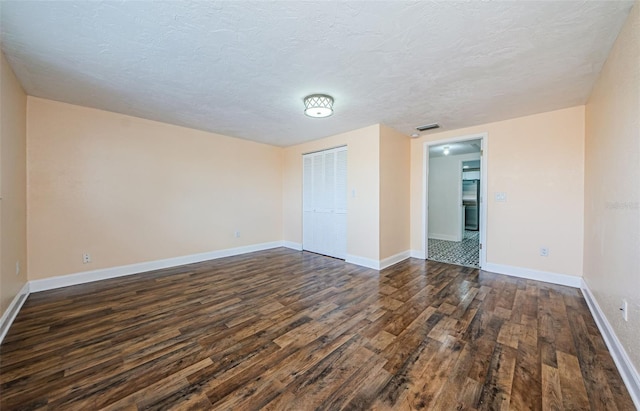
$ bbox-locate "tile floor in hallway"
[428,230,480,268]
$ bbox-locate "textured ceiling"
[0,1,634,146]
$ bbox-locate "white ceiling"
[0,1,633,147]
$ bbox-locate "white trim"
[422,143,429,260]
[345,251,411,271]
[410,249,426,259]
[479,137,488,268]
[283,241,303,251]
[457,159,464,242]
[30,241,284,292]
[482,262,582,288]
[0,282,30,344]
[379,251,411,270]
[428,233,459,242]
[581,280,640,409]
[345,254,380,270]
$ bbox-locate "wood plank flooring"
[0,248,634,410]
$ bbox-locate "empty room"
[0,1,638,410]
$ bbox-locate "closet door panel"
[322,151,336,211]
[334,148,348,258]
[335,148,348,214]
[302,147,347,259]
[334,213,347,259]
[302,155,315,252]
[317,212,333,256]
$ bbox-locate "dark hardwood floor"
[0,248,634,410]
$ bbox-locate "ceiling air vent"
[416,123,440,132]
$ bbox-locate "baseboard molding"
[345,254,380,270]
[379,251,411,270]
[410,250,426,259]
[345,251,410,271]
[482,263,582,288]
[0,282,30,344]
[428,233,459,242]
[30,241,284,293]
[581,280,640,409]
[282,241,303,251]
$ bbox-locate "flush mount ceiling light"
[304,94,334,118]
[443,146,450,155]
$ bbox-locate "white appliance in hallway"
[302,146,347,259]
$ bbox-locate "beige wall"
[411,106,585,277]
[379,125,410,260]
[27,98,283,280]
[283,125,380,261]
[585,2,640,370]
[0,53,28,316]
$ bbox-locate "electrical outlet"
[540,247,549,257]
[83,253,91,264]
[234,231,240,238]
[16,261,20,276]
[621,299,628,321]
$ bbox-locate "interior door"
[302,147,347,259]
[333,148,348,259]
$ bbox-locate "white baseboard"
[581,280,640,409]
[410,249,426,259]
[482,263,582,288]
[379,250,411,270]
[0,282,30,344]
[428,233,459,242]
[282,241,302,251]
[30,241,284,292]
[345,254,380,270]
[345,251,410,270]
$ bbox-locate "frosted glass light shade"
[304,94,334,118]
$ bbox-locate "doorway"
[423,135,487,268]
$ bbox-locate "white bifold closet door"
[302,146,347,259]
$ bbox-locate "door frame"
[422,132,488,267]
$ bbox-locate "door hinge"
[480,149,483,156]
[479,243,483,250]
